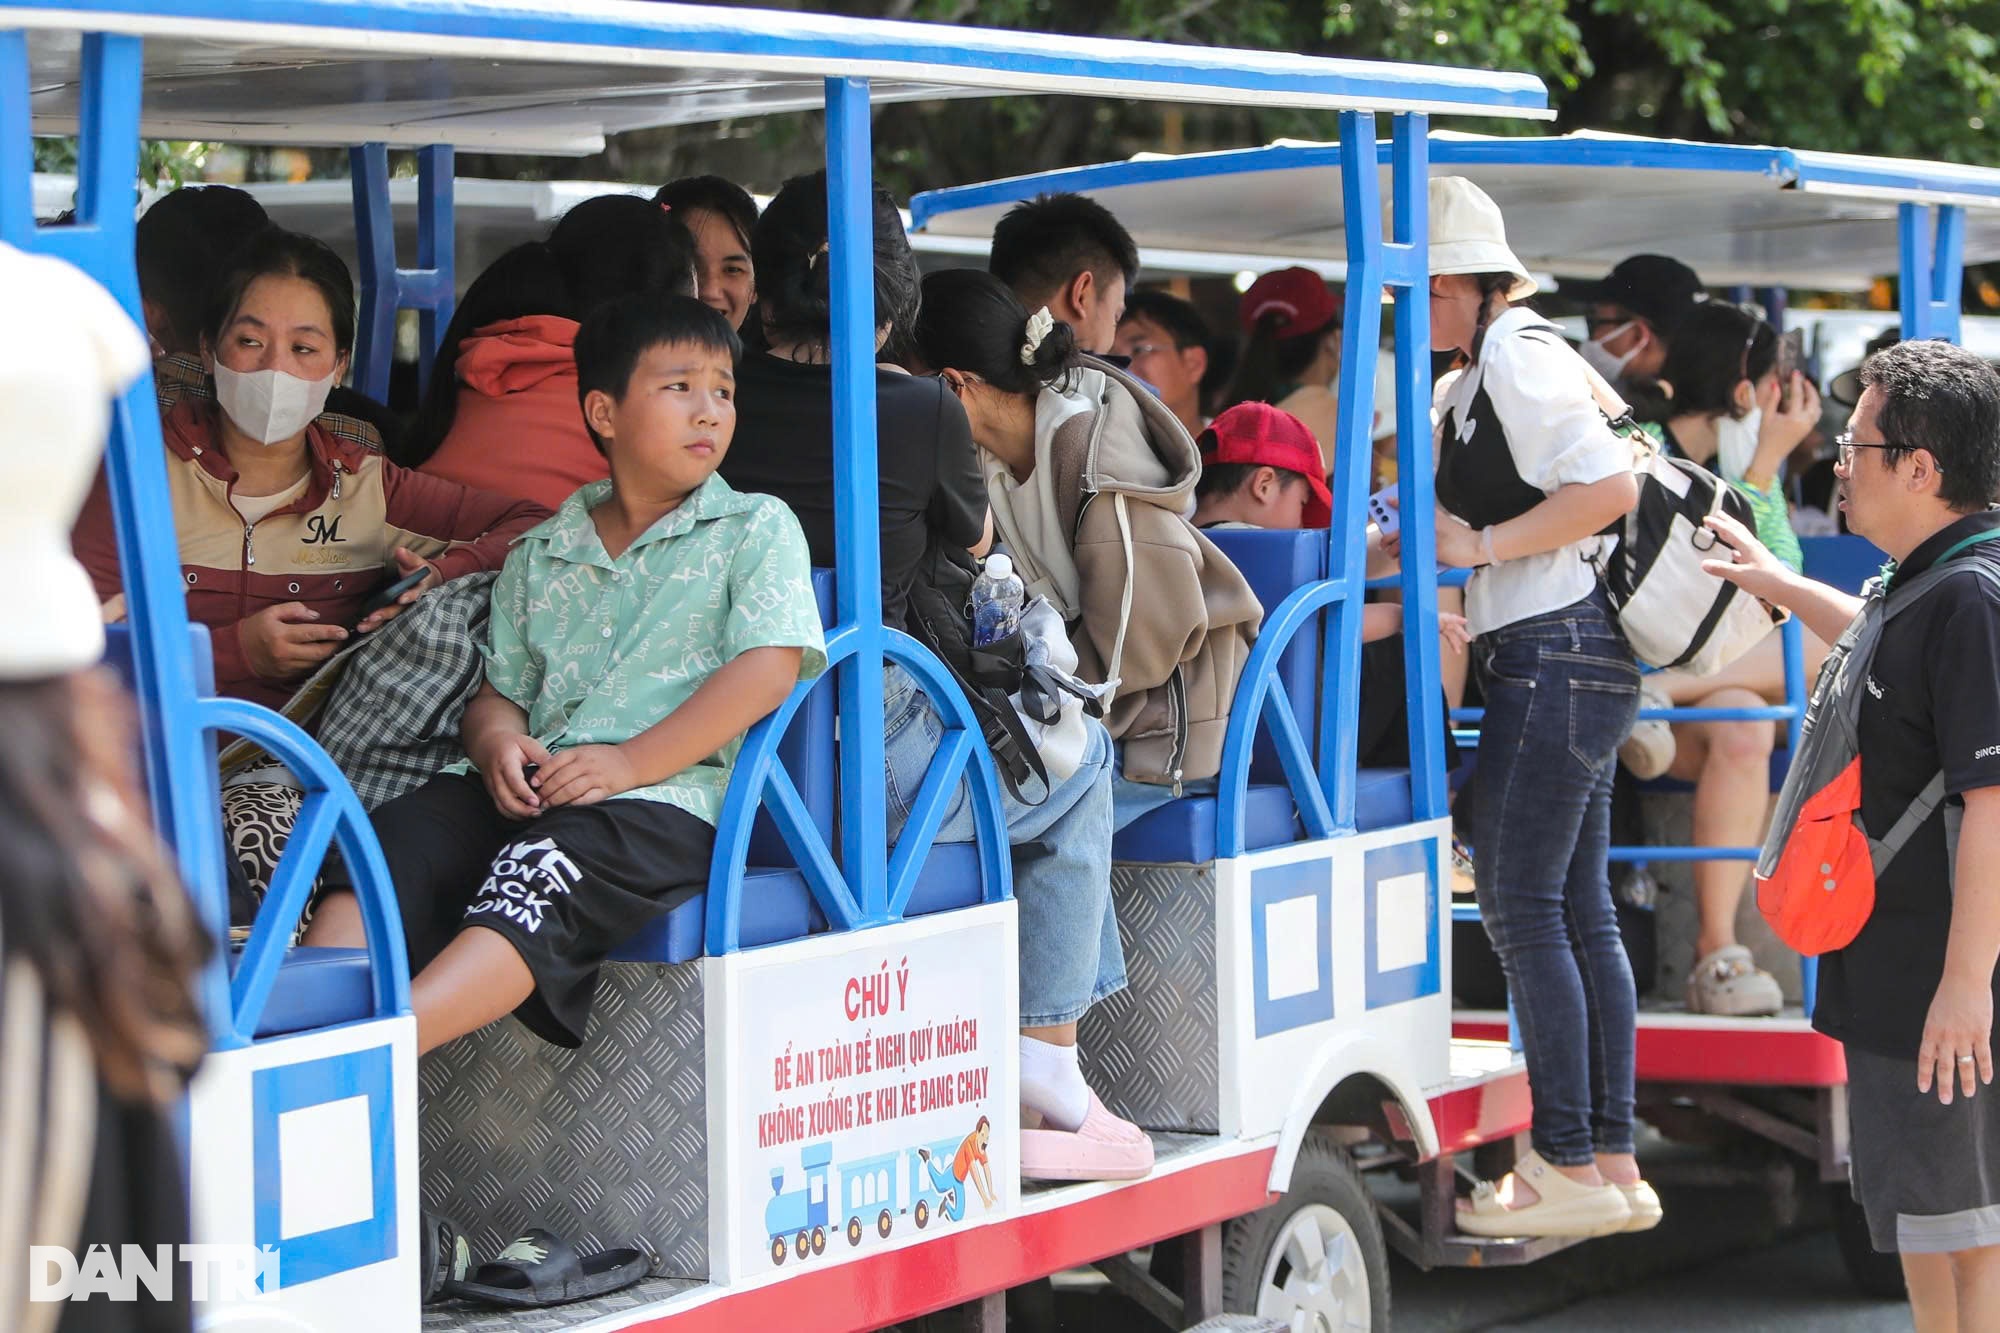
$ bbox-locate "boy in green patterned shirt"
[307,295,825,1052]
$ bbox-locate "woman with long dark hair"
[4,245,208,1333]
[654,174,760,334]
[1617,300,1828,1016]
[721,174,1153,1182]
[1224,265,1343,471]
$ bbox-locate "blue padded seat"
[1111,528,1363,865]
[1800,534,1885,596]
[1113,769,1413,864]
[235,946,375,1038]
[612,568,987,962]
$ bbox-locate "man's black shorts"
[371,773,715,1046]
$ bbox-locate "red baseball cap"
[1199,402,1332,528]
[1238,266,1338,338]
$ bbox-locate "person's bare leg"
[1906,1250,1959,1333]
[1594,1152,1641,1186]
[1950,1244,2000,1333]
[1665,694,1775,958]
[409,925,535,1056]
[1023,1022,1075,1046]
[1652,628,1830,707]
[300,891,364,948]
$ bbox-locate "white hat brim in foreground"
[1429,239,1538,300]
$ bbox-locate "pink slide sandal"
[1020,1092,1155,1182]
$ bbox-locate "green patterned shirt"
[449,474,827,823]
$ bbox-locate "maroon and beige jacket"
[74,398,547,709]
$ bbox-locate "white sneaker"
[1619,681,1676,780]
[1686,945,1784,1017]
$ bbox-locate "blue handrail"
[1215,110,1442,856]
[199,699,411,1049]
[350,141,455,399]
[704,78,1012,952]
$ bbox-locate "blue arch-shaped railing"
[350,141,455,400]
[707,77,1013,951]
[0,31,411,1044]
[1217,111,1443,857]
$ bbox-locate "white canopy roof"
[909,132,2000,290]
[6,0,1548,154]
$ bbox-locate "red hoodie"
[421,315,609,511]
[73,399,547,709]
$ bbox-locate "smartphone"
[1368,483,1400,539]
[1775,330,1804,410]
[359,565,430,619]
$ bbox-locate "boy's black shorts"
[370,773,715,1046]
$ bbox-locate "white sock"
[1019,1035,1090,1133]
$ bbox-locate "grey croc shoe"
[1686,944,1783,1017]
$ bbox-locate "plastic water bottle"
[971,553,1026,646]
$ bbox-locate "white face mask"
[212,363,336,445]
[1716,406,1763,482]
[1579,321,1643,383]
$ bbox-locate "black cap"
[1570,255,1708,336]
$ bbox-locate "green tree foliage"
[762,0,2000,193]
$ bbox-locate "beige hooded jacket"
[982,356,1262,788]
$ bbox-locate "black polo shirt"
[1812,509,2000,1060]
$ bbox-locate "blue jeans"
[882,667,1123,1026]
[1470,591,1641,1165]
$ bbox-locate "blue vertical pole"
[5,34,233,1029]
[1899,201,1965,344]
[350,143,398,401]
[1322,111,1382,833]
[1387,115,1445,823]
[0,32,33,241]
[350,142,456,402]
[415,144,456,390]
[824,78,889,922]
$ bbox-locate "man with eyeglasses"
[1706,339,2000,1329]
[1111,289,1211,438]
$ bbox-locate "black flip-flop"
[444,1227,653,1309]
[420,1210,472,1304]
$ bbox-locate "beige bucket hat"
[1428,176,1537,300]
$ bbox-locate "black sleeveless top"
[1434,372,1547,530]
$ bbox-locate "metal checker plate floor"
[422,1134,1226,1329]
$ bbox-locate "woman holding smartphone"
[1425,177,1656,1240]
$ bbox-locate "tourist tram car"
[0,2,1580,1329]
[910,127,2000,1294]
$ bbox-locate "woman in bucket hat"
[1423,177,1660,1240]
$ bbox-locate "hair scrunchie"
[1020,306,1055,365]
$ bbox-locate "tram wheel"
[1830,1183,1906,1300]
[915,1199,930,1229]
[795,1230,810,1261]
[878,1208,894,1239]
[1222,1129,1389,1332]
[847,1217,863,1247]
[811,1225,827,1256]
[770,1235,787,1267]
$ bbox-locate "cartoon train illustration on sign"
[763,1133,977,1265]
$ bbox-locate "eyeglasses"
[1834,431,1935,471]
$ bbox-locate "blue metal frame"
[350,142,455,400]
[0,0,1551,122]
[1215,112,1441,856]
[1900,202,1966,342]
[0,30,410,1041]
[706,78,1011,954]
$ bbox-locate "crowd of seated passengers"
[89,173,1461,1186]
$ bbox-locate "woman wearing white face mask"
[74,227,547,710]
[1613,300,1831,1017]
